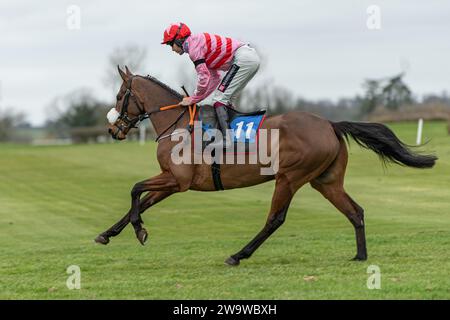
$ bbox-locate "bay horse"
[95,66,437,266]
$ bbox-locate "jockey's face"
[171,42,183,55]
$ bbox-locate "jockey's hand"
[178,97,193,107]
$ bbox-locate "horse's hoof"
[351,255,367,261]
[94,234,109,245]
[137,228,148,245]
[225,256,240,266]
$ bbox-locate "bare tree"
[381,73,413,110]
[359,73,413,116]
[103,44,148,95]
[44,88,108,139]
[360,79,381,115]
[0,109,27,142]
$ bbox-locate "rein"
[153,103,197,142]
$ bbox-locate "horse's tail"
[331,121,437,168]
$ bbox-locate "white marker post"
[139,123,146,145]
[416,118,423,146]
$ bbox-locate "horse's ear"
[117,65,128,82]
[125,65,133,76]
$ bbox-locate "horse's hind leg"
[225,174,295,266]
[311,143,367,260]
[313,183,367,261]
[95,191,173,245]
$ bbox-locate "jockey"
[161,22,260,146]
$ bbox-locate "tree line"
[1,45,449,143]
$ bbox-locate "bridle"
[112,75,194,142]
[113,76,149,135]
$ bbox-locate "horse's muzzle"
[108,126,126,140]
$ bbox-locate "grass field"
[0,121,449,299]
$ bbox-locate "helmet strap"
[174,37,185,48]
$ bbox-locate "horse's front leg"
[95,190,174,245]
[130,172,180,244]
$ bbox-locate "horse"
[95,66,437,266]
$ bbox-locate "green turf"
[0,121,449,299]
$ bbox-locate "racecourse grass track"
[0,121,449,299]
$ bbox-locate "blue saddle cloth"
[196,106,266,150]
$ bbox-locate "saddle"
[194,105,266,152]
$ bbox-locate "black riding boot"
[212,104,233,148]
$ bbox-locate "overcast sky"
[1,0,449,125]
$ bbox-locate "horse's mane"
[139,75,183,100]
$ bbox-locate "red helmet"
[161,22,191,45]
